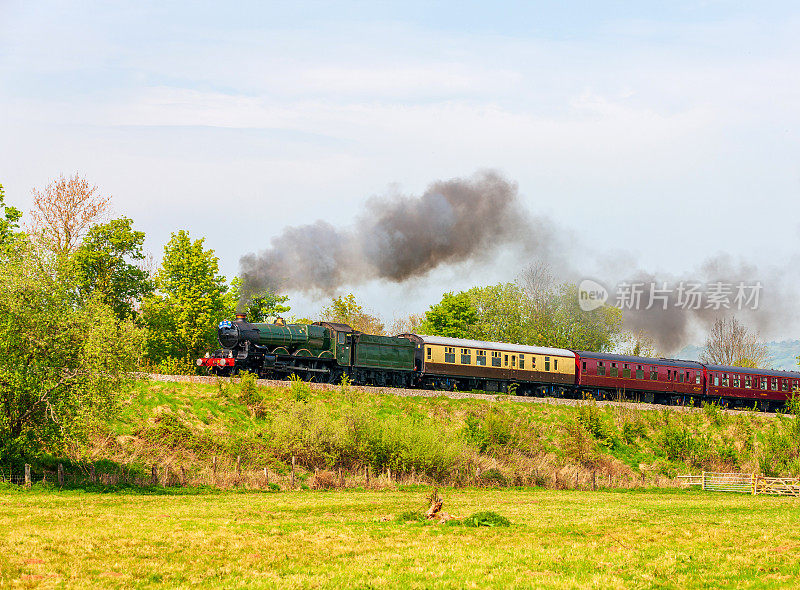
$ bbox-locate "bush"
[462,511,510,527]
[478,468,508,487]
[144,356,197,376]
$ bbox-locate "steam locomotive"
[198,314,800,411]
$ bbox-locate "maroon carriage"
[575,351,704,404]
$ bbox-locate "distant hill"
[677,340,800,370]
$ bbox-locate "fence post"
[387,467,391,483]
[151,464,158,486]
[575,471,579,490]
[291,455,295,489]
[236,455,241,475]
[263,467,269,487]
[701,471,706,491]
[592,471,596,491]
[752,473,757,495]
[212,456,217,486]
[24,464,31,488]
[365,465,369,486]
[553,470,558,489]
[57,463,64,487]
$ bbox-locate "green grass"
[2,486,800,588]
[55,378,800,489]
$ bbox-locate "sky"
[1,1,799,341]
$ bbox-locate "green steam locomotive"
[197,313,416,387]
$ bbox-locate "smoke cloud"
[239,170,557,302]
[611,255,796,352]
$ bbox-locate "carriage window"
[461,348,471,364]
[491,351,501,367]
[781,379,788,392]
[444,347,456,363]
[761,378,767,390]
[623,365,631,378]
[426,347,431,360]
[338,332,346,344]
[636,366,644,379]
[722,374,729,387]
[476,350,487,366]
[504,354,509,367]
[530,355,536,367]
[745,375,751,388]
[554,359,558,370]
[545,356,550,371]
[597,361,605,376]
[519,355,525,370]
[733,375,740,388]
[651,369,658,380]
[610,363,618,377]
[582,362,587,371]
[511,355,517,368]
[696,372,701,385]
[771,378,778,391]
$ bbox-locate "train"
[197,314,800,411]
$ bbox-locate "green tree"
[141,231,227,362]
[0,239,141,463]
[72,217,152,320]
[463,283,526,343]
[419,292,479,338]
[225,276,291,322]
[0,183,22,247]
[320,293,384,334]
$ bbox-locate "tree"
[225,276,290,322]
[0,183,22,247]
[320,294,384,334]
[72,217,152,321]
[700,317,769,368]
[616,330,660,357]
[419,292,479,339]
[141,231,227,362]
[463,283,527,343]
[28,174,110,256]
[0,238,141,463]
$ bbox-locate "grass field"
[2,486,800,589]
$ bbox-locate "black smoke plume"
[239,170,557,304]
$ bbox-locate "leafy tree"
[419,292,479,338]
[141,231,227,362]
[27,174,110,256]
[225,276,290,322]
[0,183,22,247]
[320,293,384,334]
[72,217,152,320]
[0,239,141,463]
[464,283,526,343]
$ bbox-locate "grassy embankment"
[2,486,800,589]
[52,375,800,488]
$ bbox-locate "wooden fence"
[679,471,800,497]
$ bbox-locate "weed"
[461,511,510,527]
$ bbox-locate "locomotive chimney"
[235,313,247,322]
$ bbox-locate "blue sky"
[2,1,799,339]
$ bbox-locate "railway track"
[140,373,784,417]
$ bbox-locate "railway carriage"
[400,334,575,394]
[575,351,704,404]
[704,365,800,411]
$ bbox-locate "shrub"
[478,468,508,487]
[575,403,614,448]
[462,511,510,527]
[290,374,312,403]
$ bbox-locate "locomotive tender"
[198,314,800,411]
